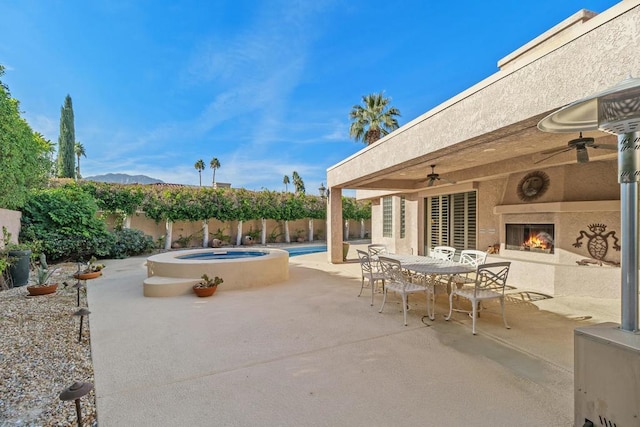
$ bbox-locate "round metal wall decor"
[517,171,550,202]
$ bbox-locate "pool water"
[177,251,267,260]
[175,246,327,260]
[285,245,327,257]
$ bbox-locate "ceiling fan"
[425,165,456,187]
[535,132,617,164]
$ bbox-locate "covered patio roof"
[335,116,615,194]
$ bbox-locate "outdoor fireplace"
[505,223,554,254]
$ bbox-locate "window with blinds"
[383,196,392,237]
[426,191,476,252]
[428,195,450,248]
[400,196,406,238]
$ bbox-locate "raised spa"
[144,248,289,297]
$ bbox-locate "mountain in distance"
[84,173,164,185]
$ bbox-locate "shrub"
[108,229,155,259]
[21,230,115,263]
[20,185,113,262]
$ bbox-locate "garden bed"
[0,262,97,425]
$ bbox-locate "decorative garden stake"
[73,308,91,343]
[73,282,84,307]
[59,381,93,427]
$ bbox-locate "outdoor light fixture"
[539,76,640,332]
[73,281,84,307]
[59,381,93,427]
[73,308,91,343]
[318,182,326,198]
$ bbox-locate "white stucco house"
[326,0,640,298]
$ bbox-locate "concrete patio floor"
[87,244,620,426]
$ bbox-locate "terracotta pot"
[26,283,58,296]
[73,271,102,280]
[193,285,218,297]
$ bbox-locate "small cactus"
[39,253,48,270]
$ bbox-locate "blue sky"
[1,0,619,192]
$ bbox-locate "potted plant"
[243,227,261,245]
[0,255,9,290]
[171,234,192,249]
[294,229,306,243]
[74,256,105,280]
[2,227,33,287]
[26,265,60,296]
[342,241,350,261]
[193,273,223,297]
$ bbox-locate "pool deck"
[87,243,620,426]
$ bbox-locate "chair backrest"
[356,249,374,274]
[474,262,511,294]
[367,244,388,257]
[459,249,488,267]
[377,256,405,284]
[432,246,456,261]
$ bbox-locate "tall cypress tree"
[57,94,76,178]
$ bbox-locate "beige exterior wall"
[476,179,505,251]
[0,208,22,247]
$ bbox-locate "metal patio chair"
[446,262,512,335]
[453,249,488,288]
[356,249,386,306]
[432,246,456,261]
[367,243,388,258]
[378,256,433,326]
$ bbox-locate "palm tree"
[349,92,401,145]
[210,157,221,188]
[292,171,305,194]
[74,142,86,180]
[283,175,290,192]
[194,159,205,186]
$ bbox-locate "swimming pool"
[144,248,289,297]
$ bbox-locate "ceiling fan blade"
[535,149,570,164]
[592,144,618,150]
[441,177,457,185]
[576,147,589,163]
[540,146,573,155]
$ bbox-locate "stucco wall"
[501,161,618,205]
[0,208,21,248]
[477,179,505,251]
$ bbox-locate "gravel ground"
[0,264,97,426]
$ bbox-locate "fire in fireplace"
[505,224,554,253]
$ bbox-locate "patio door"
[425,191,477,255]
